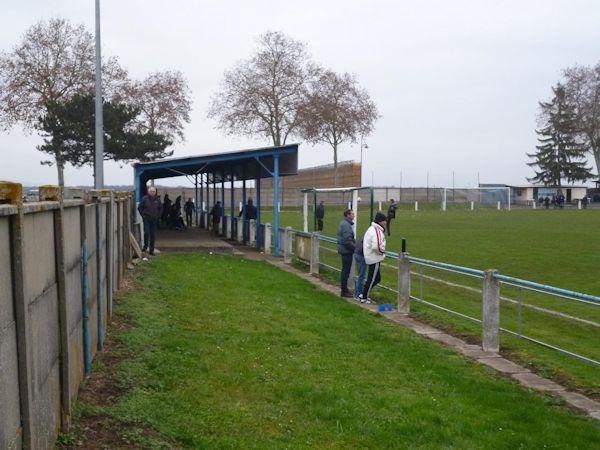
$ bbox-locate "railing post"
[283,226,292,263]
[249,219,256,245]
[310,232,320,275]
[264,223,272,254]
[482,269,500,353]
[398,253,411,314]
[237,217,244,243]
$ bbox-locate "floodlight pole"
[360,136,368,187]
[94,0,104,189]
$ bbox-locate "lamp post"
[360,135,368,187]
[94,0,104,189]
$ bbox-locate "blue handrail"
[311,230,600,305]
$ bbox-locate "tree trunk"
[56,156,65,188]
[333,144,338,187]
[594,149,600,180]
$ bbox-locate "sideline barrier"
[245,225,600,367]
[0,182,135,449]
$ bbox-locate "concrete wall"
[0,187,134,450]
[0,209,22,450]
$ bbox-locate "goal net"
[440,187,511,210]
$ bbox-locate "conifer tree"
[528,84,594,186]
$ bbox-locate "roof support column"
[212,174,216,206]
[221,170,225,220]
[242,165,247,244]
[194,174,198,227]
[199,173,204,228]
[256,177,261,249]
[230,168,235,239]
[274,155,280,256]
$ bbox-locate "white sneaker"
[360,297,372,304]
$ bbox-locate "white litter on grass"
[142,257,148,261]
[209,251,213,255]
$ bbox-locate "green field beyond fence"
[260,207,600,295]
[258,207,600,395]
[77,255,599,449]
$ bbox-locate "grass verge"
[68,253,599,449]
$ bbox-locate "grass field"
[256,206,600,395]
[70,254,600,449]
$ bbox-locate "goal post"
[301,186,371,236]
[440,187,511,210]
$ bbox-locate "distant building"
[481,184,589,205]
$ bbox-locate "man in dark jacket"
[239,199,258,242]
[210,201,223,237]
[138,186,162,255]
[336,209,356,298]
[184,198,194,227]
[315,201,325,232]
[386,199,397,236]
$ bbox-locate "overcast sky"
[2,0,600,188]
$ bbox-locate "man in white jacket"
[360,212,387,303]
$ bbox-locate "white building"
[509,185,588,205]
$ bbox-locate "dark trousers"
[362,261,381,299]
[143,218,158,253]
[340,253,353,294]
[186,211,192,227]
[317,219,324,231]
[212,220,220,236]
[386,216,394,236]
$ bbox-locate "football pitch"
[259,206,600,394]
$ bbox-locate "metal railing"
[221,222,599,366]
[266,227,600,367]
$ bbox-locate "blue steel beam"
[274,155,280,256]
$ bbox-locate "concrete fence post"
[310,232,320,275]
[398,253,411,314]
[40,185,73,432]
[249,220,256,245]
[283,227,292,263]
[482,269,500,353]
[264,223,272,254]
[3,182,34,448]
[90,190,104,352]
[106,191,114,319]
[237,218,244,243]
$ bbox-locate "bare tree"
[208,31,318,146]
[0,18,127,186]
[123,70,192,143]
[563,64,600,176]
[299,70,378,185]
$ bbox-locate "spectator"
[239,198,258,220]
[239,198,258,242]
[170,196,183,229]
[544,196,550,209]
[354,237,366,301]
[386,199,397,236]
[316,201,325,232]
[184,198,195,227]
[360,212,387,304]
[137,186,162,256]
[161,194,171,228]
[210,201,223,237]
[336,209,356,298]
